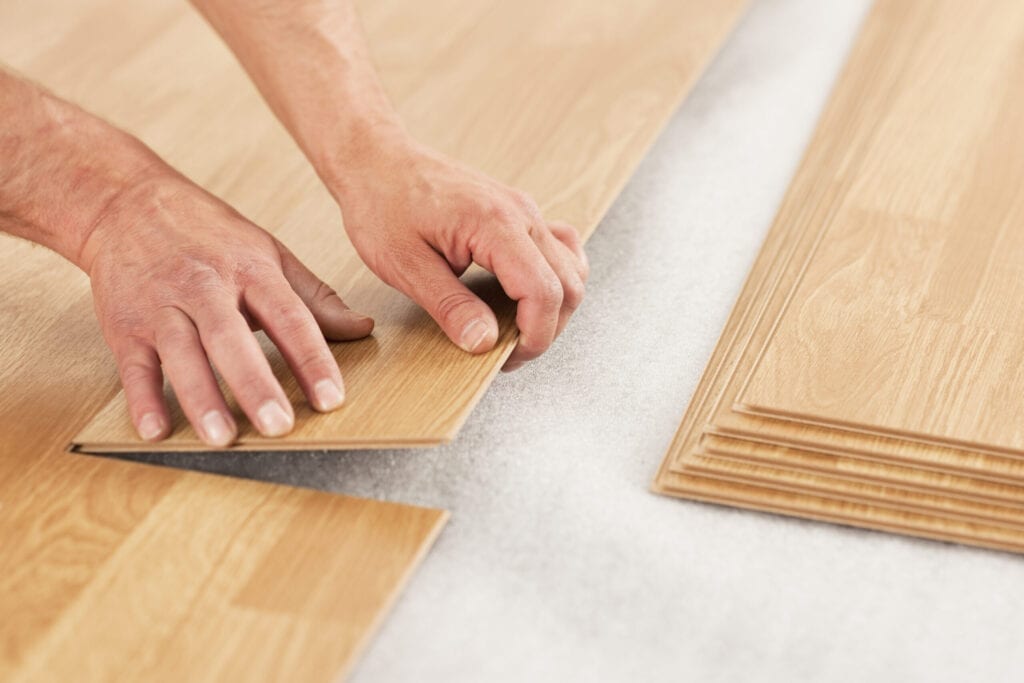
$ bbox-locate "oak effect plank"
[1,9,448,678]
[704,434,1024,510]
[653,0,1024,553]
[692,0,1024,484]
[0,232,448,683]
[61,0,750,452]
[738,0,1024,455]
[10,475,447,683]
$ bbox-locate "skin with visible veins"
[0,0,588,447]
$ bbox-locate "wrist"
[0,78,165,273]
[317,115,420,202]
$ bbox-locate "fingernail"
[137,412,166,441]
[201,410,234,447]
[313,378,345,411]
[459,318,493,353]
[257,401,294,437]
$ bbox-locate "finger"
[277,242,374,341]
[188,299,295,438]
[153,307,237,447]
[532,225,587,339]
[245,277,347,413]
[114,339,170,442]
[474,229,563,365]
[389,244,500,354]
[548,220,589,281]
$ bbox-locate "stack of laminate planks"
[654,0,1024,553]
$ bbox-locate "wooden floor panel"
[704,434,1024,509]
[678,0,1024,486]
[738,0,1024,456]
[59,0,751,452]
[1,0,751,677]
[654,0,1024,554]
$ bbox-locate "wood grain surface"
[653,0,1024,554]
[739,0,1024,455]
[696,0,1024,483]
[0,235,448,681]
[704,434,1024,509]
[0,2,479,679]
[63,0,750,452]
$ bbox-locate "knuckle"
[174,259,227,295]
[563,228,583,249]
[534,275,564,307]
[274,304,314,336]
[229,372,276,406]
[312,280,340,305]
[293,350,333,377]
[434,290,478,326]
[234,256,279,285]
[563,278,586,309]
[482,199,518,226]
[515,338,548,361]
[578,258,591,283]
[513,190,542,218]
[202,320,238,352]
[118,358,155,386]
[155,325,193,351]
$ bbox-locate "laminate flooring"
[62,0,750,452]
[739,0,1024,456]
[0,233,449,682]
[655,0,1024,554]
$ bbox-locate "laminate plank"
[704,434,1024,510]
[684,452,1024,532]
[8,472,446,682]
[0,237,448,682]
[653,472,1024,555]
[692,0,1024,485]
[738,0,1024,455]
[652,0,1024,552]
[56,0,750,452]
[1,8,450,673]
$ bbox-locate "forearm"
[0,67,159,270]
[189,0,409,199]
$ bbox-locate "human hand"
[80,169,373,446]
[331,137,588,371]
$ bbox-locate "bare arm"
[0,67,372,446]
[190,0,588,369]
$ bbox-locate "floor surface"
[114,1,1024,680]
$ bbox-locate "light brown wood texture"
[0,237,448,681]
[0,2,491,676]
[704,434,1024,509]
[654,0,1024,554]
[691,0,1024,484]
[684,453,1024,532]
[738,0,1024,456]
[64,0,751,452]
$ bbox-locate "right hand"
[331,136,589,371]
[80,168,373,447]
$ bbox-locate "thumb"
[393,245,499,353]
[277,243,375,341]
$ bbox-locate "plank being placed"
[58,0,750,452]
[0,4,464,676]
[737,0,1024,456]
[654,0,1024,554]
[0,236,448,682]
